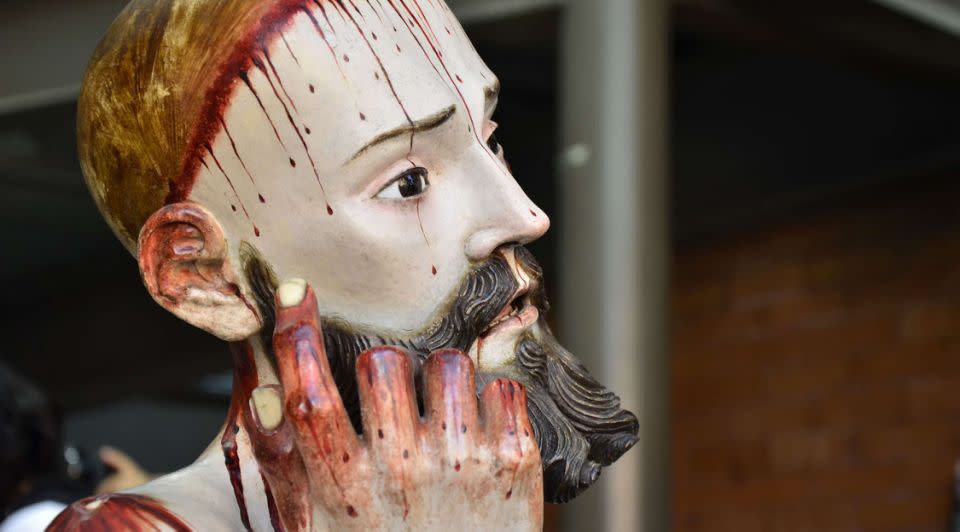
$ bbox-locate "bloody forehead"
[78,0,473,250]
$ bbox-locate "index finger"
[273,280,363,492]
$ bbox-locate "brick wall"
[672,177,960,531]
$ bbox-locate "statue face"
[81,0,638,503]
[190,1,549,353]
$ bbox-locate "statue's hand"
[245,279,543,531]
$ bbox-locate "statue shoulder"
[46,493,192,532]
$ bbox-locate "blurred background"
[4,0,960,530]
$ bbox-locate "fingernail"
[250,385,283,432]
[278,278,307,308]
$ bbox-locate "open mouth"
[479,285,539,339]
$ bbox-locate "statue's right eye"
[376,167,430,200]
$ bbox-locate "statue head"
[80,0,638,502]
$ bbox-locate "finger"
[480,378,541,499]
[421,349,479,470]
[242,384,312,531]
[356,347,421,465]
[273,279,363,506]
[98,446,140,473]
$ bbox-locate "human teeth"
[487,306,521,330]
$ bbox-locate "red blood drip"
[202,147,255,234]
[255,17,331,202]
[301,6,347,80]
[327,204,334,215]
[262,475,284,532]
[431,265,437,275]
[347,506,358,518]
[327,0,416,155]
[253,51,297,111]
[219,342,262,532]
[255,226,261,237]
[416,198,431,247]
[390,0,494,163]
[281,34,301,67]
[309,84,315,93]
[406,0,444,53]
[530,209,537,217]
[454,462,461,471]
[221,118,258,186]
[239,71,288,151]
[366,0,387,24]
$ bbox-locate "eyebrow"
[349,105,457,162]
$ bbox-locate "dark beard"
[242,243,638,503]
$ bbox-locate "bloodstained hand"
[245,279,543,531]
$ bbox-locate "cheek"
[295,197,472,330]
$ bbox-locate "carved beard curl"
[243,245,639,503]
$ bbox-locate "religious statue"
[49,0,639,529]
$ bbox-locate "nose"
[464,168,550,261]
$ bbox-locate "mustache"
[245,244,544,360]
[241,243,637,504]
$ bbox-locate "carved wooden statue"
[49,0,639,530]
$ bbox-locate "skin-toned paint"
[182,0,548,336]
[61,1,556,529]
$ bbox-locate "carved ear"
[138,202,260,341]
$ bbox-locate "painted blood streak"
[300,6,347,80]
[415,197,435,275]
[281,34,300,67]
[240,70,290,153]
[366,0,386,24]
[202,147,259,236]
[390,0,505,168]
[253,47,332,214]
[324,0,416,152]
[331,0,434,266]
[263,473,286,532]
[221,341,266,532]
[221,118,260,193]
[260,46,299,113]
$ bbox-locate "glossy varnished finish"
[47,494,191,532]
[67,0,639,529]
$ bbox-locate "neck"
[221,337,279,531]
